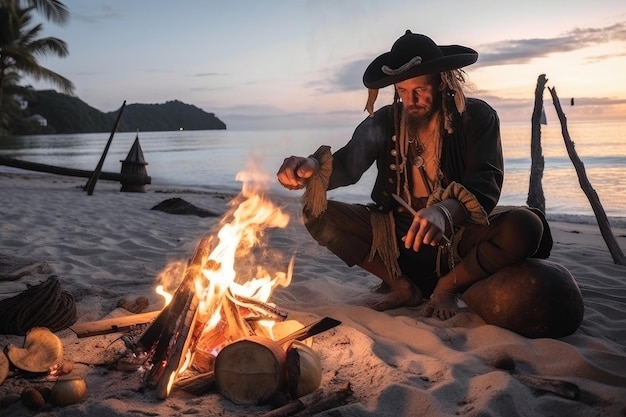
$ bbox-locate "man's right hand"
[276,156,318,190]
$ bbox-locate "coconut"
[5,327,63,373]
[50,376,87,406]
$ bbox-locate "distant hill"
[25,90,226,134]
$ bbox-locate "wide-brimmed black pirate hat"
[363,30,478,89]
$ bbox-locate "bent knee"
[501,208,544,257]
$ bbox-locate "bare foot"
[422,291,459,320]
[367,277,423,311]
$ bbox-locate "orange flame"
[159,163,294,395]
[194,167,290,332]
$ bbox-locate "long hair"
[440,69,468,134]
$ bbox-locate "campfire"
[130,168,340,404]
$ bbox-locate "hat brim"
[363,45,478,89]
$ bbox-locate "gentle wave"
[2,120,625,224]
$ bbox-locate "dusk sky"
[27,0,626,130]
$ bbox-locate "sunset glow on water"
[2,119,625,223]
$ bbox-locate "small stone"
[21,387,45,411]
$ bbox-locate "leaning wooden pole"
[84,100,126,195]
[548,86,626,265]
[527,74,547,213]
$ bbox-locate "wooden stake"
[548,86,626,265]
[84,101,126,195]
[527,74,547,213]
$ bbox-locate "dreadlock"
[440,69,468,134]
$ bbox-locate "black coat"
[327,98,504,215]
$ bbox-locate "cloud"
[192,72,225,78]
[325,21,626,94]
[70,5,123,25]
[477,22,626,66]
[327,58,370,92]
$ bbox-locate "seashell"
[50,376,87,406]
[21,387,45,411]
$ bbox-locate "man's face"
[395,75,440,125]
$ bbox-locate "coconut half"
[5,327,63,373]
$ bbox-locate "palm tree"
[0,0,73,113]
[19,0,69,24]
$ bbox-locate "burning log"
[134,236,294,399]
[138,236,212,397]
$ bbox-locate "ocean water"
[1,120,625,227]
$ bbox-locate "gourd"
[50,376,88,406]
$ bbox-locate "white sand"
[1,170,625,417]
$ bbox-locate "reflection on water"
[1,120,625,221]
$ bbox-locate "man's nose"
[406,92,419,105]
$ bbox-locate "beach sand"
[1,170,625,417]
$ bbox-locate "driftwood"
[84,101,126,195]
[259,389,324,417]
[69,310,160,338]
[0,155,151,185]
[548,86,626,265]
[260,383,353,417]
[527,74,547,213]
[292,382,353,417]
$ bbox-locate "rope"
[0,275,76,335]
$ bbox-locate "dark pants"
[303,201,552,298]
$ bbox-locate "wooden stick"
[259,389,324,417]
[548,86,626,265]
[70,310,160,338]
[392,193,450,244]
[84,100,126,195]
[527,74,547,213]
[292,383,353,417]
[174,371,215,395]
[0,155,151,184]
